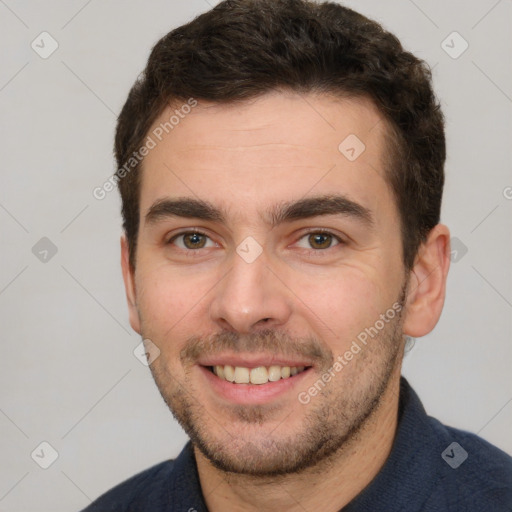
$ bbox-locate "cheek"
[291,266,393,351]
[135,266,214,337]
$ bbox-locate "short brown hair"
[115,0,445,270]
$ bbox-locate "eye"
[168,231,216,250]
[295,231,342,250]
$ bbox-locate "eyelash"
[166,229,345,254]
[166,229,215,253]
[296,229,345,254]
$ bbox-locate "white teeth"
[268,366,282,382]
[212,364,307,385]
[250,366,268,384]
[215,365,224,379]
[223,365,235,382]
[234,366,250,384]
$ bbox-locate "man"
[83,0,512,510]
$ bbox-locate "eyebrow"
[146,197,224,224]
[268,195,374,228]
[145,194,374,228]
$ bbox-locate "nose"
[209,248,293,334]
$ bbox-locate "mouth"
[208,364,309,385]
[198,358,313,406]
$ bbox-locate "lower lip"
[199,365,311,405]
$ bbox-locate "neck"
[195,370,402,512]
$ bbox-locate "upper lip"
[197,354,313,369]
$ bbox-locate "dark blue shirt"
[81,378,512,511]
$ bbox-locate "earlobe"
[120,235,141,334]
[402,224,451,338]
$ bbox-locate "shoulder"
[80,459,175,512]
[424,417,512,511]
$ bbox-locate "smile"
[210,365,308,385]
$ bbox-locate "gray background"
[0,1,511,511]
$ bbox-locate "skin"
[121,91,451,511]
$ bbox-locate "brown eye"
[169,232,215,250]
[307,232,336,249]
[294,231,343,251]
[183,233,207,249]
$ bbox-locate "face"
[123,91,409,476]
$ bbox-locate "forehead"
[139,91,396,226]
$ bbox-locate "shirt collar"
[166,441,209,511]
[167,377,442,511]
[343,376,446,511]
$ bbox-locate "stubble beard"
[145,287,407,478]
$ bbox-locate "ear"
[403,224,451,338]
[120,235,141,334]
